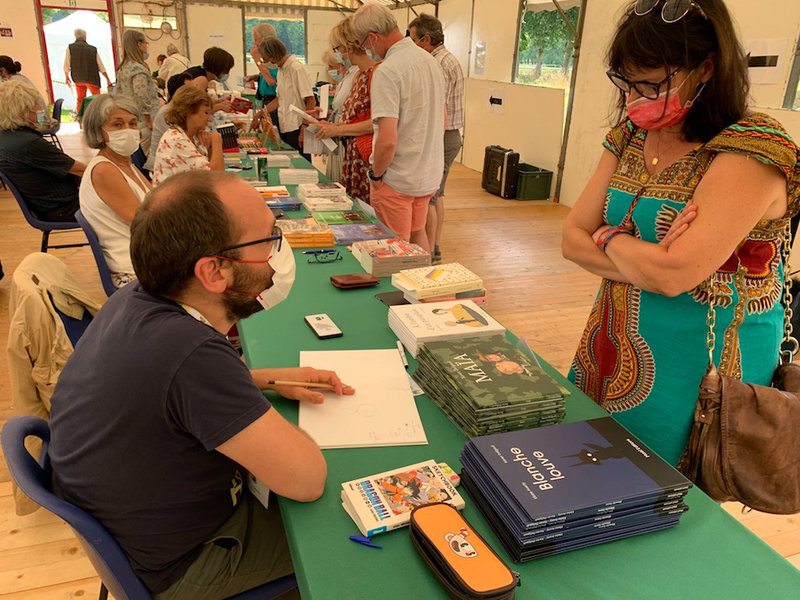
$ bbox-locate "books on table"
[392,263,484,301]
[352,239,431,277]
[279,168,319,184]
[303,196,353,211]
[265,197,302,211]
[389,300,506,358]
[312,210,371,225]
[298,349,427,449]
[266,154,292,167]
[414,334,567,437]
[253,185,290,198]
[459,417,692,562]
[296,182,347,200]
[341,460,465,537]
[330,222,396,245]
[277,218,335,248]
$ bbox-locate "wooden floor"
[0,132,797,598]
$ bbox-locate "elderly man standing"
[63,29,111,108]
[247,23,281,130]
[352,2,444,252]
[409,13,464,264]
[158,44,191,96]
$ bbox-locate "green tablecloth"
[237,156,800,600]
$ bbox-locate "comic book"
[341,460,465,537]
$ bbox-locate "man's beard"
[222,262,273,322]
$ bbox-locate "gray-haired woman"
[80,93,152,288]
[115,30,159,154]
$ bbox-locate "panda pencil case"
[409,502,518,600]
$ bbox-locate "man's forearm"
[372,137,397,176]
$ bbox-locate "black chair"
[41,98,64,150]
[1,416,299,600]
[0,168,86,253]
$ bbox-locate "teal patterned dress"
[569,113,800,465]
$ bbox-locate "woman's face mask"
[626,70,704,130]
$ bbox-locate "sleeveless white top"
[79,156,149,274]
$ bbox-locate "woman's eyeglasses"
[606,65,682,99]
[633,0,708,23]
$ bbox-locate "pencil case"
[409,503,518,600]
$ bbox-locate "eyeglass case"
[330,273,380,289]
[409,503,518,600]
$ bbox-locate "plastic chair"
[131,145,152,181]
[41,98,64,150]
[0,168,86,253]
[1,416,298,600]
[74,209,118,297]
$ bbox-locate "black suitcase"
[481,145,519,199]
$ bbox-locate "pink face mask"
[626,76,703,130]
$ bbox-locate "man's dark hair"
[408,13,444,46]
[130,171,240,298]
[607,0,749,143]
[167,72,192,100]
[202,47,235,77]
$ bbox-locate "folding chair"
[41,98,64,150]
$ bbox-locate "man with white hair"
[63,29,111,108]
[351,2,445,252]
[158,43,191,96]
[247,23,280,129]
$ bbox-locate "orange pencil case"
[409,503,518,600]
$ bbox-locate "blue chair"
[75,209,118,297]
[42,98,64,150]
[131,145,152,181]
[1,416,298,600]
[0,168,86,253]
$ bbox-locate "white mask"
[105,128,140,156]
[256,237,295,311]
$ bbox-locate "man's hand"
[253,367,355,404]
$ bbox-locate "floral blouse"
[152,126,210,186]
[116,60,159,121]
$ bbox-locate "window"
[122,14,178,31]
[245,17,306,65]
[514,1,580,90]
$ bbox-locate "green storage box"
[516,163,553,200]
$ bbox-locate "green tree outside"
[245,18,305,63]
[516,6,579,88]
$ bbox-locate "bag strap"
[705,220,798,370]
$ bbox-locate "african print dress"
[340,66,375,205]
[569,113,800,465]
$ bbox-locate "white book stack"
[302,195,353,211]
[279,169,319,184]
[266,155,292,168]
[388,299,507,357]
[296,182,347,200]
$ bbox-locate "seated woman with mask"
[0,79,86,221]
[80,93,152,288]
[184,47,235,113]
[152,86,224,186]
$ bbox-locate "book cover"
[341,460,465,536]
[392,263,483,299]
[420,335,565,409]
[277,218,332,235]
[330,222,395,245]
[312,210,371,225]
[466,417,692,524]
[253,185,290,197]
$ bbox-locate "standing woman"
[562,0,799,465]
[320,47,359,183]
[314,17,377,205]
[80,94,152,288]
[115,31,159,155]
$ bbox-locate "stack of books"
[389,300,506,357]
[353,238,430,277]
[341,460,465,537]
[303,196,353,211]
[312,210,371,225]
[266,154,292,167]
[459,417,692,562]
[330,222,395,245]
[279,169,319,184]
[217,123,238,152]
[391,263,486,304]
[253,185,290,198]
[265,197,302,211]
[296,182,347,201]
[414,334,567,436]
[238,135,265,154]
[277,218,335,248]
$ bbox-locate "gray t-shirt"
[49,283,271,593]
[370,37,445,196]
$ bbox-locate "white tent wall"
[184,3,245,86]
[307,9,345,85]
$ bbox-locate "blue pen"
[303,249,336,255]
[349,535,383,549]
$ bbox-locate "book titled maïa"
[341,460,465,537]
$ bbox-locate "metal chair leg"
[98,582,108,600]
[41,231,50,253]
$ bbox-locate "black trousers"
[281,129,311,164]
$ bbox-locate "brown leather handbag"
[678,223,800,514]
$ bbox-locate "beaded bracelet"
[596,225,632,253]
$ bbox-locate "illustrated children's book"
[341,460,465,536]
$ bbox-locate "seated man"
[48,170,354,600]
[0,79,86,221]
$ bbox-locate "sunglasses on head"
[634,0,708,23]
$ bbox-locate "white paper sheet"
[318,84,330,120]
[298,349,428,449]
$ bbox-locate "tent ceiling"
[188,0,439,11]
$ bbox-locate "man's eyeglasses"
[217,225,282,255]
[606,65,682,100]
[357,33,373,51]
[633,0,708,23]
